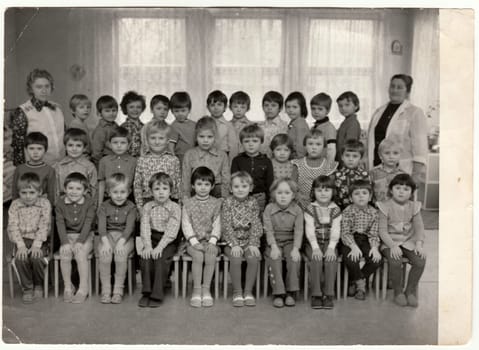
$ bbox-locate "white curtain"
[68,8,384,127]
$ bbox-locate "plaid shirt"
[121,117,144,158]
[340,204,380,248]
[334,166,370,209]
[140,199,181,250]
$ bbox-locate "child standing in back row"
[310,93,337,162]
[259,91,288,157]
[168,92,196,165]
[285,91,310,159]
[91,95,119,167]
[120,91,146,158]
[68,94,92,155]
[335,91,361,163]
[229,91,253,154]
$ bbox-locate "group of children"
[8,88,426,311]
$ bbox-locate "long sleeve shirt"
[133,151,181,208]
[304,202,342,250]
[288,117,310,158]
[221,196,263,248]
[168,119,196,162]
[182,196,222,246]
[140,199,181,251]
[97,200,137,240]
[377,199,425,251]
[12,162,56,205]
[213,115,239,163]
[7,197,51,249]
[259,116,288,157]
[121,117,144,158]
[54,155,97,200]
[231,152,274,198]
[182,147,230,198]
[262,202,304,249]
[334,166,370,209]
[340,204,380,248]
[312,117,337,163]
[55,196,96,245]
[336,114,361,162]
[98,154,137,189]
[91,119,118,166]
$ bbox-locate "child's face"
[285,99,301,120]
[31,78,52,101]
[26,144,46,163]
[197,129,216,151]
[110,136,129,155]
[230,102,248,119]
[74,102,91,121]
[151,181,171,203]
[152,102,169,120]
[99,106,118,123]
[171,107,190,122]
[305,136,324,158]
[126,101,144,120]
[208,101,226,118]
[108,184,129,206]
[65,181,87,203]
[263,101,281,119]
[311,104,328,120]
[314,186,333,205]
[147,130,169,154]
[350,188,371,208]
[337,98,357,117]
[192,179,213,198]
[65,139,86,159]
[273,144,291,163]
[242,136,262,156]
[231,177,251,200]
[391,184,412,204]
[18,186,41,206]
[341,150,362,169]
[379,147,401,168]
[274,182,294,207]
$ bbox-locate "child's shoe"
[406,294,418,307]
[347,283,356,297]
[202,289,214,307]
[190,289,202,308]
[22,290,34,304]
[394,293,408,307]
[285,292,296,307]
[33,286,43,300]
[355,279,366,300]
[232,293,244,307]
[138,295,150,308]
[273,295,284,308]
[322,295,334,309]
[71,291,88,304]
[100,293,111,304]
[111,293,123,304]
[243,292,256,307]
[149,298,162,308]
[311,296,323,309]
[63,286,76,303]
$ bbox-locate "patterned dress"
[334,166,370,209]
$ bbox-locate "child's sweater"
[334,165,370,209]
[288,117,310,158]
[12,161,56,205]
[91,119,118,166]
[336,114,361,162]
[182,196,222,246]
[304,202,342,249]
[221,196,263,248]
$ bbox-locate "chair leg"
[128,258,133,296]
[303,260,308,302]
[8,263,14,299]
[174,259,179,298]
[382,261,388,300]
[343,268,348,300]
[54,259,59,298]
[263,260,269,298]
[256,261,260,300]
[95,257,99,296]
[44,265,49,298]
[182,260,187,299]
[214,260,219,300]
[223,260,229,299]
[375,268,380,299]
[88,259,92,298]
[336,261,341,300]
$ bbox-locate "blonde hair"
[140,119,170,155]
[378,137,403,155]
[230,171,254,188]
[105,173,129,191]
[269,178,298,203]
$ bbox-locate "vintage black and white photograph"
[1,4,470,346]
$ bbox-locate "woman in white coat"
[367,74,428,184]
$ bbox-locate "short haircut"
[206,90,227,106]
[310,175,336,202]
[149,172,174,191]
[64,128,88,146]
[285,91,308,118]
[96,95,118,113]
[69,94,91,112]
[391,74,414,93]
[191,166,215,186]
[231,171,254,188]
[270,178,298,200]
[229,91,251,110]
[170,92,192,110]
[109,126,130,142]
[17,172,41,191]
[25,132,48,151]
[26,68,54,96]
[120,91,146,115]
[303,128,324,146]
[195,116,217,137]
[269,133,294,153]
[262,91,284,109]
[378,137,403,155]
[64,172,89,190]
[106,173,129,191]
[239,123,264,143]
[342,139,365,157]
[336,91,360,112]
[349,179,373,196]
[310,93,332,112]
[144,119,170,138]
[150,95,170,110]
[389,173,417,193]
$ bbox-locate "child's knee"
[99,253,113,264]
[190,250,204,264]
[113,254,128,263]
[30,256,46,268]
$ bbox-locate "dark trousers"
[12,239,49,292]
[140,231,177,300]
[341,233,382,283]
[305,242,337,297]
[382,246,426,297]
